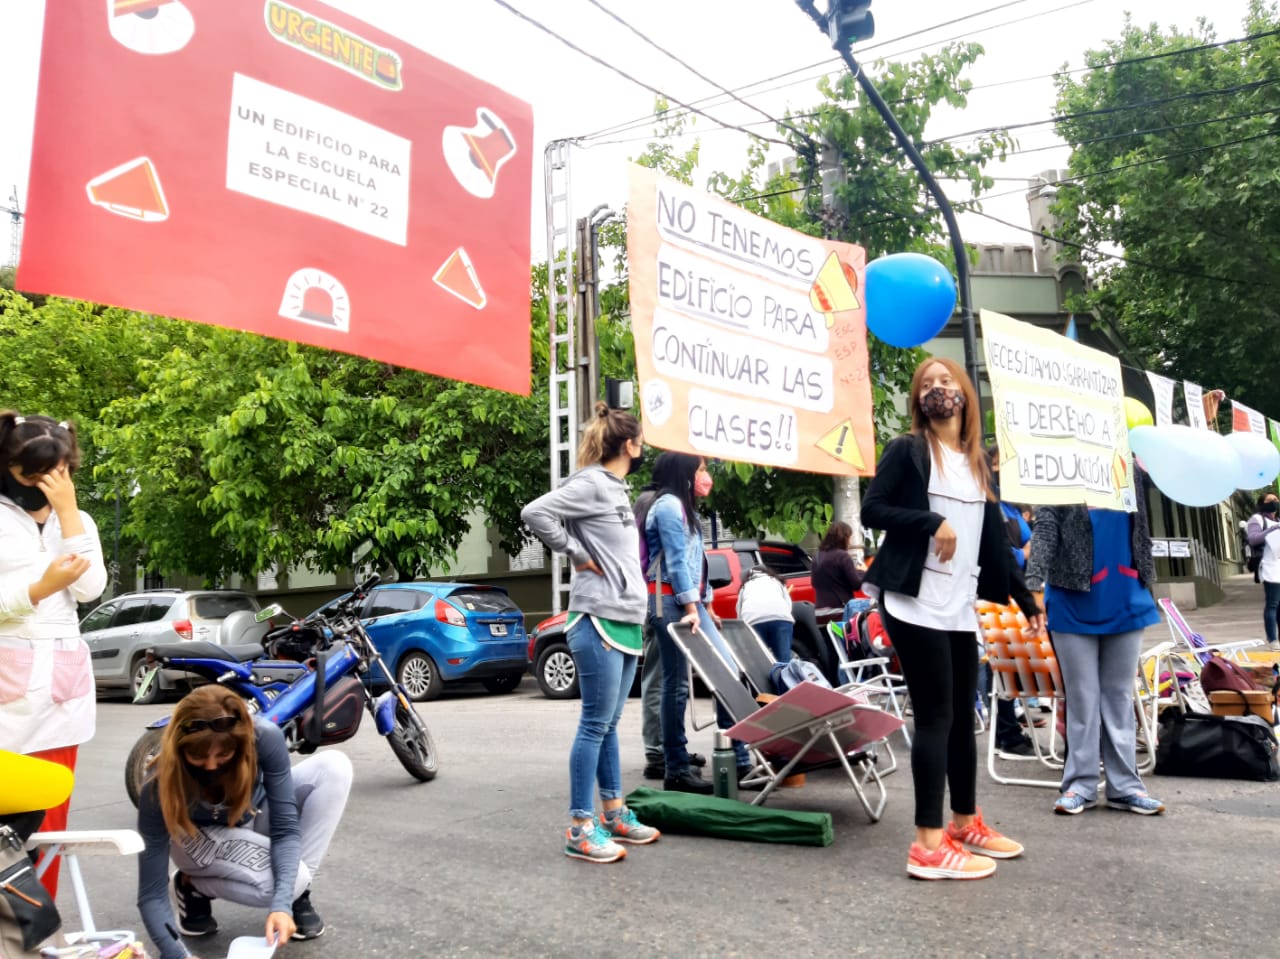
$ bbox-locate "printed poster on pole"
[18,0,533,394]
[982,309,1136,511]
[626,166,874,475]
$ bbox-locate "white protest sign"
[1184,381,1207,429]
[1145,372,1175,427]
[982,309,1135,510]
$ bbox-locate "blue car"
[312,582,528,702]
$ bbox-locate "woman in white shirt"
[735,565,795,661]
[861,359,1042,882]
[0,413,107,898]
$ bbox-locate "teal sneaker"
[564,821,626,863]
[599,807,660,845]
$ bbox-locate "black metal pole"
[795,1,980,391]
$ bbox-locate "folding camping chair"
[826,616,911,748]
[979,601,1067,787]
[28,829,145,947]
[667,622,904,821]
[1157,596,1264,665]
[718,619,783,699]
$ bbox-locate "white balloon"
[1128,425,1241,507]
[1225,430,1280,490]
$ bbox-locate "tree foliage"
[0,278,549,584]
[601,46,1011,541]
[1053,2,1280,414]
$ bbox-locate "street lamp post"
[795,0,981,392]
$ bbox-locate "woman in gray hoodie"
[521,402,660,864]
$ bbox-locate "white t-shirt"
[884,444,985,631]
[1259,516,1280,584]
[736,572,794,624]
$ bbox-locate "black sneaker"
[997,736,1037,758]
[689,752,707,768]
[170,871,217,937]
[663,770,713,794]
[643,756,665,780]
[291,890,326,940]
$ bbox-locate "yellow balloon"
[0,750,74,814]
[1124,396,1154,430]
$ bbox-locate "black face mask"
[184,761,226,787]
[627,447,646,476]
[1,472,49,512]
[1263,501,1279,515]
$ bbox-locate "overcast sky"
[0,0,1260,264]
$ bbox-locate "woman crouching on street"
[861,356,1043,880]
[521,402,660,863]
[136,685,353,957]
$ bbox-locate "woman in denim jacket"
[644,452,751,794]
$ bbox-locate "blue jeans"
[1263,581,1280,645]
[567,616,639,820]
[650,594,750,775]
[750,619,792,662]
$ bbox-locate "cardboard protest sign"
[626,166,874,474]
[982,309,1136,510]
[18,0,533,394]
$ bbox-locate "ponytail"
[577,401,641,469]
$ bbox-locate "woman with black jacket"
[861,357,1043,881]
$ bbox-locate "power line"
[926,77,1280,145]
[580,0,817,151]
[576,0,1054,141]
[486,0,791,147]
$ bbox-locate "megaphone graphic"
[433,247,487,310]
[809,252,860,327]
[107,0,195,56]
[442,108,517,200]
[85,157,169,221]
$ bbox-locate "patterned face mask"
[919,386,965,420]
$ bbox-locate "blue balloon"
[1129,425,1240,507]
[864,253,958,348]
[1225,430,1280,490]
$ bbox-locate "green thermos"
[711,731,738,800]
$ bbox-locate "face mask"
[626,446,645,476]
[1,472,49,512]
[184,760,226,787]
[693,472,713,497]
[1263,501,1279,515]
[920,386,965,420]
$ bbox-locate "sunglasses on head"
[181,715,239,734]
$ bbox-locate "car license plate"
[134,667,159,703]
[488,623,508,637]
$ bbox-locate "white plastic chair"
[28,829,144,943]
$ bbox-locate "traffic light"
[827,0,874,47]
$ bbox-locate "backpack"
[633,489,659,578]
[1199,654,1261,695]
[769,657,832,694]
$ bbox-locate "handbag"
[1154,707,1280,781]
[0,821,62,957]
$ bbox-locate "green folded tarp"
[625,786,834,847]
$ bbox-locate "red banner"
[18,0,533,394]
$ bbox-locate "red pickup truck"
[527,540,815,699]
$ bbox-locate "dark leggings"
[881,606,979,828]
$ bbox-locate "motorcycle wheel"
[125,727,165,808]
[387,700,439,782]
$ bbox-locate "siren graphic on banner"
[627,166,874,475]
[20,0,534,394]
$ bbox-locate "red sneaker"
[907,834,996,880]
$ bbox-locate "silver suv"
[79,589,261,704]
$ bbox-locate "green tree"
[603,45,1011,541]
[0,285,551,584]
[1052,3,1280,414]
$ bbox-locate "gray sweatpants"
[1053,630,1146,800]
[171,751,353,907]
[640,624,662,760]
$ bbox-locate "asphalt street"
[54,575,1280,959]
